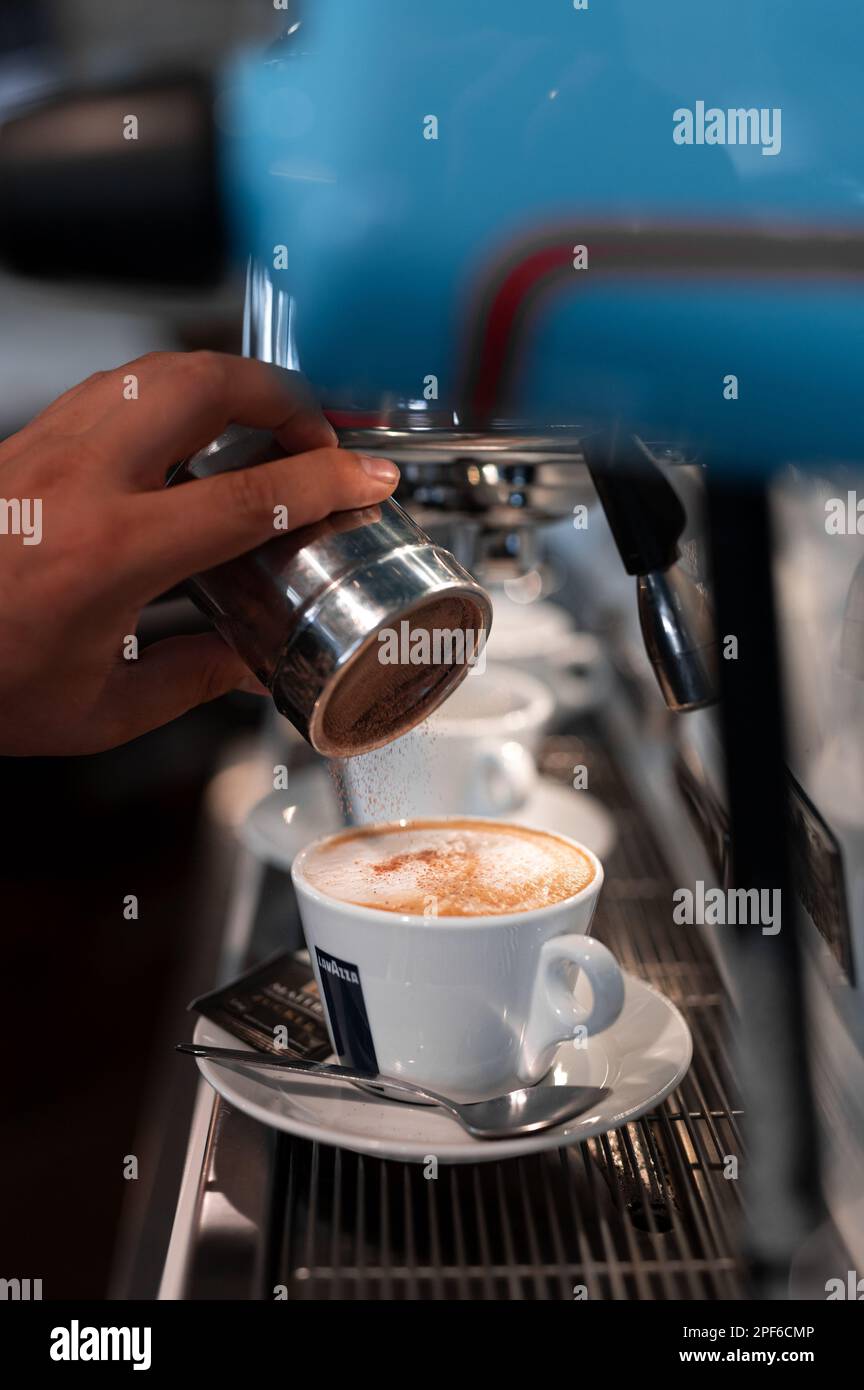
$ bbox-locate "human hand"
[0,351,399,755]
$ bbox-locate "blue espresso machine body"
[220,1,864,470]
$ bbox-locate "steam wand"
[582,430,717,712]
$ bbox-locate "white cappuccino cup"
[291,817,624,1103]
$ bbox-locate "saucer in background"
[502,778,616,860]
[240,766,341,869]
[240,768,616,869]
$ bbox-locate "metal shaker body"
[168,426,492,757]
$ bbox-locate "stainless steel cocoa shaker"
[167,426,492,757]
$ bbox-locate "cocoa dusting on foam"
[302,820,595,917]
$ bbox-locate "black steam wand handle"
[582,431,687,576]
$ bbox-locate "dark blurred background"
[0,0,275,1298]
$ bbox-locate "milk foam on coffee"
[301,819,595,917]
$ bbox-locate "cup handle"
[469,740,536,814]
[522,934,626,1082]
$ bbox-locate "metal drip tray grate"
[264,729,746,1300]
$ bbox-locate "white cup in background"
[483,599,604,714]
[339,663,554,823]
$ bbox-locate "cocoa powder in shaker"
[319,594,480,757]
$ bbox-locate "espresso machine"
[3,0,863,1300]
[219,4,864,1296]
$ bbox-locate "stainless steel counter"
[153,715,757,1300]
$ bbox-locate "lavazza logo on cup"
[314,948,379,1074]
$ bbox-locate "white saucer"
[240,769,616,869]
[501,778,617,859]
[240,766,341,868]
[192,971,691,1164]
